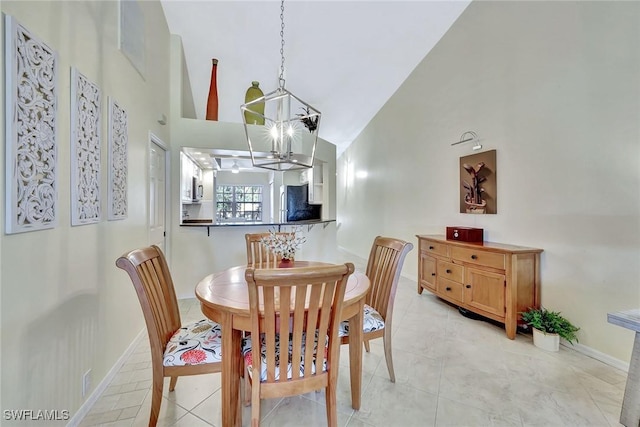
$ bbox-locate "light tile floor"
[80,253,627,427]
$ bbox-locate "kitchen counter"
[180,219,336,235]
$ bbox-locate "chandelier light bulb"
[270,126,279,140]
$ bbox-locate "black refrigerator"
[283,184,321,222]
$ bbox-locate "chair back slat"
[365,237,414,322]
[245,264,354,391]
[116,246,182,359]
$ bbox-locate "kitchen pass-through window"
[216,185,263,221]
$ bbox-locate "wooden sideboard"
[416,235,543,339]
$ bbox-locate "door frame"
[148,132,170,257]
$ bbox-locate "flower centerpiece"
[260,226,306,267]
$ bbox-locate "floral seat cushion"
[242,332,328,382]
[163,319,223,366]
[338,304,385,337]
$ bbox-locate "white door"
[149,135,167,252]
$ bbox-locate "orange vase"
[206,58,219,121]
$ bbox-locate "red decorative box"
[446,227,484,243]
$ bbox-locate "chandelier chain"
[279,0,286,87]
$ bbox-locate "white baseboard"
[564,341,630,372]
[66,329,146,427]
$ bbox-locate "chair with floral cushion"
[338,236,413,383]
[116,245,222,427]
[242,263,354,427]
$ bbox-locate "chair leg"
[325,382,338,427]
[149,371,164,427]
[363,339,371,353]
[168,376,178,391]
[383,328,395,383]
[251,378,261,427]
[243,374,252,406]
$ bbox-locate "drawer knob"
[466,285,471,289]
[446,287,452,291]
[431,273,436,276]
[471,255,478,260]
[429,246,435,250]
[446,269,452,274]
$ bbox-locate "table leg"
[221,313,242,427]
[620,331,640,427]
[348,300,364,410]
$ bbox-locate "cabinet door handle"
[446,269,452,274]
[429,246,435,250]
[471,255,478,260]
[431,273,436,276]
[445,287,452,291]
[466,285,471,289]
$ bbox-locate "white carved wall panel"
[108,97,128,220]
[70,68,101,226]
[4,15,58,234]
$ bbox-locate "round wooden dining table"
[195,261,370,427]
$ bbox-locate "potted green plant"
[520,307,579,351]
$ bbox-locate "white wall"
[0,0,171,422]
[337,1,640,363]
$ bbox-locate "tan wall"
[0,0,171,422]
[337,0,640,364]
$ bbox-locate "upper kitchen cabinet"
[300,164,323,205]
[180,152,202,203]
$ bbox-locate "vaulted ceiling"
[160,1,470,156]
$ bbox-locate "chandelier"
[241,0,321,171]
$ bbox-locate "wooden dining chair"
[338,236,413,383]
[242,263,355,427]
[245,232,293,268]
[116,245,222,427]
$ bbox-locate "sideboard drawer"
[437,260,463,283]
[451,246,505,270]
[437,277,464,303]
[420,240,449,257]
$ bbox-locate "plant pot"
[278,258,293,268]
[532,328,559,352]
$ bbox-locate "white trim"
[66,329,146,427]
[563,340,629,373]
[149,131,168,151]
[148,132,170,258]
